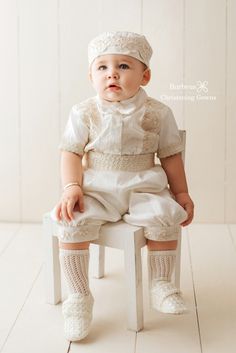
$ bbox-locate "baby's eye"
[119,63,129,69]
[98,65,107,70]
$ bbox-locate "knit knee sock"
[147,250,176,284]
[59,249,90,296]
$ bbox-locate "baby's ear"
[88,71,93,83]
[141,68,151,86]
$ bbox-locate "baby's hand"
[55,185,84,222]
[175,192,194,226]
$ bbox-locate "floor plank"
[136,228,201,353]
[0,224,44,351]
[0,223,69,353]
[229,224,236,251]
[188,224,236,353]
[0,223,21,255]
[1,270,70,353]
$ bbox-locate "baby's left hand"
[175,192,194,226]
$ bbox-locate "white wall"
[0,0,235,223]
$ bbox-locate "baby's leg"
[59,240,91,298]
[58,240,93,341]
[147,239,177,250]
[59,241,90,250]
[59,241,91,297]
[147,246,186,315]
[50,193,121,244]
[59,240,90,299]
[50,193,122,341]
[148,239,186,314]
[124,189,187,314]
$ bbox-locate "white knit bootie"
[148,250,186,314]
[62,293,94,341]
[59,249,94,341]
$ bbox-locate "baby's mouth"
[107,84,121,90]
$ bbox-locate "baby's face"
[89,54,150,102]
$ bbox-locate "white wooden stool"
[43,131,186,332]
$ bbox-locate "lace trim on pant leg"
[144,225,181,241]
[57,224,101,243]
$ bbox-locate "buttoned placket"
[96,88,148,155]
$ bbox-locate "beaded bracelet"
[63,182,81,191]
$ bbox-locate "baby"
[51,31,194,341]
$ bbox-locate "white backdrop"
[0,0,235,223]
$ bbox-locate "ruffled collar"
[96,88,147,115]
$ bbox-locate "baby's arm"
[55,151,84,222]
[160,153,194,226]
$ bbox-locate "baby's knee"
[147,239,177,251]
[59,241,90,250]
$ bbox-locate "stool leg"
[174,232,182,288]
[90,244,105,279]
[43,214,61,304]
[124,229,144,332]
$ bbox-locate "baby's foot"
[150,280,186,314]
[62,293,94,341]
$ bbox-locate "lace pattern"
[141,99,161,152]
[144,225,181,241]
[87,151,155,171]
[62,293,94,341]
[88,31,153,67]
[59,141,84,156]
[57,223,101,243]
[157,142,184,159]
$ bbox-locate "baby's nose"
[107,69,119,79]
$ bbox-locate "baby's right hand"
[55,185,84,222]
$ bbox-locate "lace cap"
[88,31,153,67]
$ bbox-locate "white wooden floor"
[0,223,236,353]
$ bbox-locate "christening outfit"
[51,31,188,342]
[50,87,187,242]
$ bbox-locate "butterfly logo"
[196,81,208,94]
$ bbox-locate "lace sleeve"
[59,102,90,156]
[156,106,183,158]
